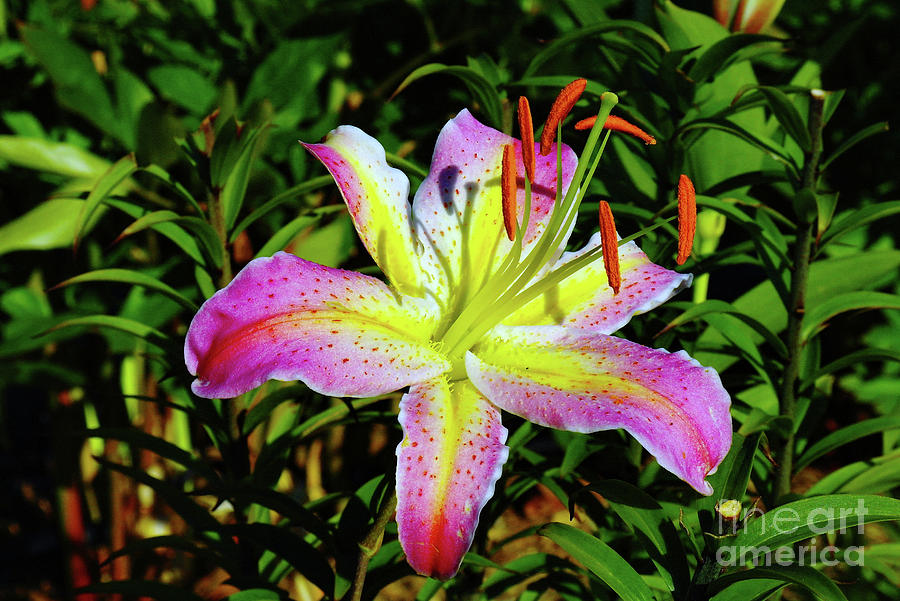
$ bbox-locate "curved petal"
[504,234,692,334]
[185,252,448,398]
[396,377,508,579]
[302,127,427,296]
[466,326,731,494]
[411,109,578,312]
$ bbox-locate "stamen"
[676,174,697,265]
[501,144,517,242]
[598,200,621,294]
[518,96,535,183]
[540,78,587,156]
[575,115,656,145]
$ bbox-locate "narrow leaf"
[73,154,138,249]
[52,269,197,311]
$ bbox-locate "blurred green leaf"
[688,35,780,86]
[0,198,96,256]
[0,136,110,178]
[393,63,502,129]
[794,415,900,471]
[43,314,166,341]
[225,590,282,601]
[817,200,900,250]
[821,121,889,170]
[523,20,668,77]
[800,291,900,341]
[148,64,217,113]
[539,523,655,601]
[19,25,121,142]
[52,268,197,311]
[73,154,138,249]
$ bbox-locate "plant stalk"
[348,488,398,601]
[774,89,826,502]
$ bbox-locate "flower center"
[439,90,621,366]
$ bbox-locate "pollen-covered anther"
[598,200,621,294]
[518,96,535,183]
[501,144,518,242]
[540,78,587,156]
[676,174,697,265]
[575,115,656,146]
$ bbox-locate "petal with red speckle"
[185,251,448,398]
[411,109,578,310]
[302,127,425,296]
[504,234,692,334]
[396,377,508,579]
[466,326,731,495]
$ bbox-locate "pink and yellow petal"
[185,252,448,399]
[302,126,424,295]
[504,235,692,335]
[411,109,577,311]
[396,377,508,579]
[465,326,731,495]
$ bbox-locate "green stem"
[208,189,233,287]
[774,90,826,503]
[348,488,398,601]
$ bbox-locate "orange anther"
[540,78,587,156]
[501,144,517,241]
[575,115,656,145]
[598,200,621,295]
[518,96,535,183]
[676,174,697,265]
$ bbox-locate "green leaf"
[225,590,282,601]
[0,136,109,178]
[523,20,668,77]
[147,64,217,113]
[0,198,95,257]
[710,579,784,601]
[688,35,780,86]
[229,176,335,243]
[73,154,139,250]
[659,300,787,357]
[821,121,889,170]
[108,200,206,265]
[19,25,121,141]
[393,63,502,129]
[693,250,900,372]
[221,123,270,232]
[810,348,900,383]
[94,456,223,533]
[102,535,232,572]
[733,494,900,550]
[84,427,218,482]
[800,291,900,341]
[679,119,797,173]
[52,268,197,311]
[115,210,224,268]
[539,523,655,601]
[223,523,334,595]
[42,314,166,341]
[582,480,689,594]
[817,200,900,249]
[254,214,321,259]
[753,86,812,151]
[710,566,847,601]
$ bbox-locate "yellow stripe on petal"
[303,126,423,295]
[396,377,508,579]
[503,235,692,334]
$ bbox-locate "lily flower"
[185,87,732,580]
